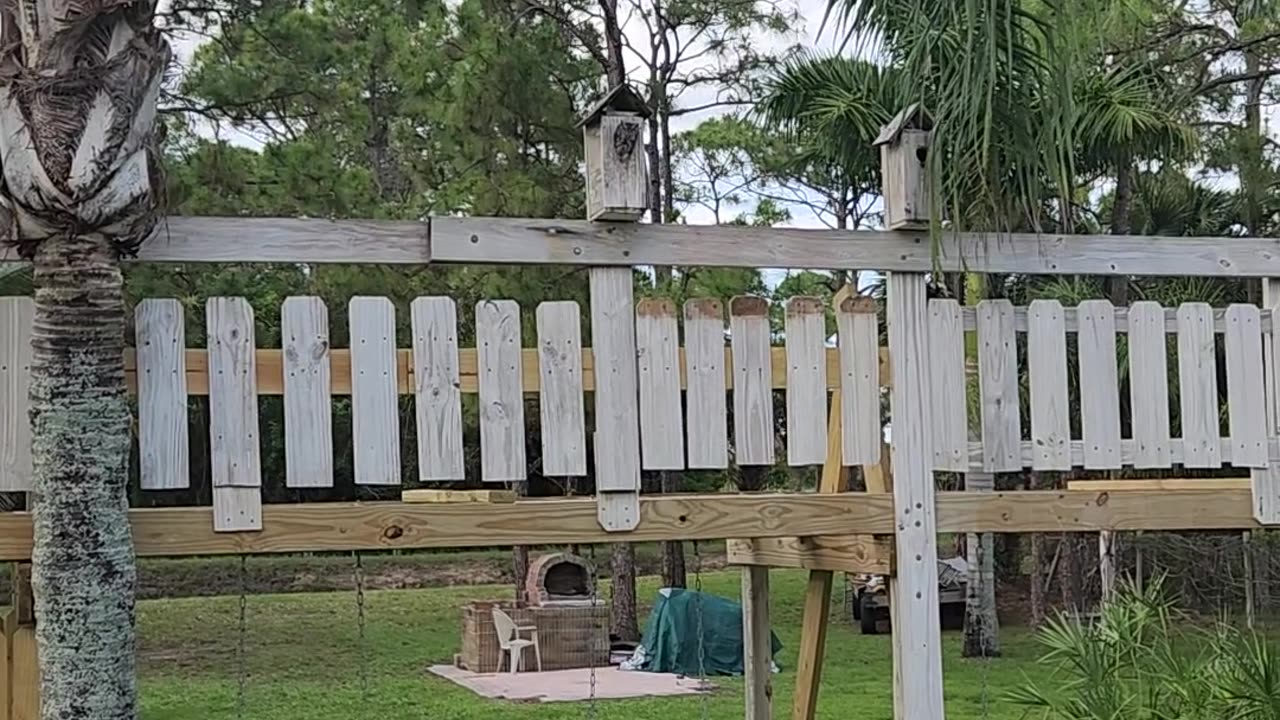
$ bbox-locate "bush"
[1007,575,1280,719]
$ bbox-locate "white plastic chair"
[492,607,542,673]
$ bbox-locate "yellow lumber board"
[0,489,1263,560]
[10,627,35,720]
[727,535,893,574]
[123,347,891,396]
[401,490,517,504]
[1065,478,1249,491]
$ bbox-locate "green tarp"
[634,588,781,676]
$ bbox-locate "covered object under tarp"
[622,588,781,676]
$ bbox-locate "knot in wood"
[383,524,405,540]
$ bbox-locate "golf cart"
[849,557,969,634]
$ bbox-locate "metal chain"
[237,555,248,720]
[354,552,370,708]
[692,540,709,720]
[587,544,599,720]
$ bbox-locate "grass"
[138,568,1058,720]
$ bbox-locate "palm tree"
[0,1,169,717]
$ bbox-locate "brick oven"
[525,552,594,607]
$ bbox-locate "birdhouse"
[872,104,932,230]
[578,84,650,222]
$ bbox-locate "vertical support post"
[886,271,944,720]
[1099,531,1116,603]
[8,563,36,720]
[1244,530,1256,630]
[742,565,772,720]
[1255,279,1280,522]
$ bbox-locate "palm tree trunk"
[1106,156,1134,306]
[30,234,136,720]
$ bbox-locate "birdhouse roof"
[577,84,651,128]
[872,103,932,146]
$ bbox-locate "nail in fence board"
[1225,304,1267,467]
[1177,303,1221,468]
[636,298,684,470]
[927,299,966,471]
[1128,302,1171,468]
[683,299,728,469]
[536,301,587,477]
[590,268,641,530]
[731,296,775,466]
[281,297,333,488]
[1027,300,1069,471]
[887,272,945,720]
[476,299,526,482]
[977,300,1021,472]
[350,297,401,485]
[785,297,827,466]
[838,296,881,467]
[0,297,33,492]
[1077,300,1121,469]
[206,297,261,531]
[412,297,465,481]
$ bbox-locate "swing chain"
[237,555,248,720]
[587,544,598,720]
[354,552,370,704]
[692,540,710,720]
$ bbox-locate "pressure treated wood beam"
[0,489,1260,561]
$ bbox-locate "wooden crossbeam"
[0,489,1259,560]
[726,535,893,574]
[1066,478,1249,491]
[122,347,890,395]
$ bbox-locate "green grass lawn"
[137,568,1059,720]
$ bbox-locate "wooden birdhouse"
[872,103,932,230]
[579,84,650,222]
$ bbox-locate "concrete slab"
[427,665,714,702]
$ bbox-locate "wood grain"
[964,438,1280,469]
[476,299,526,482]
[959,305,1273,333]
[1128,302,1171,468]
[838,296,881,467]
[1178,303,1221,468]
[136,299,190,490]
[927,299,967,472]
[727,535,893,574]
[412,296,465,481]
[636,298,684,469]
[1027,299,1069,471]
[1224,304,1267,467]
[684,299,728,469]
[1078,300,1121,469]
[350,297,402,485]
[207,297,262,532]
[590,268,641,531]
[731,296,775,466]
[0,298,33,492]
[535,301,587,477]
[281,296,333,488]
[742,565,772,720]
[431,215,1280,278]
[785,297,827,466]
[977,299,1021,472]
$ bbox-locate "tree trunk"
[512,481,530,605]
[598,0,626,89]
[610,543,640,642]
[738,465,767,491]
[962,473,999,657]
[660,472,686,588]
[30,234,137,720]
[1105,156,1133,306]
[1028,473,1046,627]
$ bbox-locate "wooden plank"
[476,299,526,483]
[731,296,775,466]
[1067,478,1249,491]
[726,535,893,574]
[350,297,401,486]
[636,298,684,469]
[886,272,944,720]
[589,268,641,531]
[206,297,261,532]
[839,296,881,467]
[281,296,333,488]
[977,299,1021,472]
[1078,300,1122,469]
[430,215,1280,278]
[1027,299,1069,471]
[402,489,517,504]
[0,297,33,492]
[1260,279,1280,523]
[1225,304,1267,467]
[684,299,728,469]
[1178,303,1221,468]
[136,298,190,490]
[0,489,1274,560]
[1128,301,1171,468]
[742,566,772,720]
[960,305,1273,334]
[927,299,966,471]
[963,438,1280,469]
[412,297,465,481]
[11,626,37,720]
[785,297,827,466]
[535,301,587,477]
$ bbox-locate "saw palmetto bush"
[0,0,170,717]
[1008,576,1280,719]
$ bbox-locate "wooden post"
[1254,279,1280,523]
[742,565,772,720]
[886,271,944,720]
[1099,530,1116,603]
[7,563,36,720]
[1244,530,1256,630]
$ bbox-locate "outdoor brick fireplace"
[525,552,595,607]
